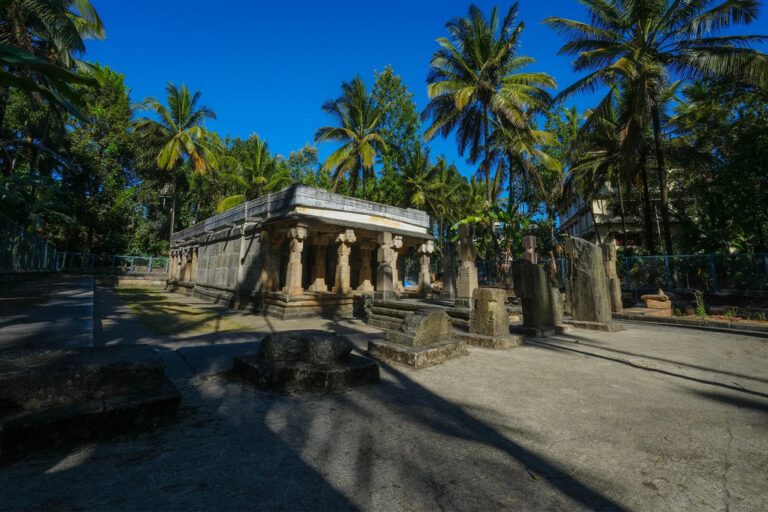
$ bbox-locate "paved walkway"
[1,287,767,510]
[0,276,93,351]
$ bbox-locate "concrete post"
[333,229,356,294]
[456,224,478,308]
[282,224,308,295]
[308,236,331,292]
[357,240,377,292]
[417,240,434,294]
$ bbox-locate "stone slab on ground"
[368,339,469,369]
[569,320,625,332]
[453,331,525,350]
[0,345,165,410]
[0,275,94,351]
[0,377,180,460]
[232,354,379,394]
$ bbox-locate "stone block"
[512,259,562,330]
[453,332,525,350]
[368,339,468,369]
[386,310,453,347]
[469,288,508,336]
[564,236,612,324]
[0,345,165,410]
[645,299,672,309]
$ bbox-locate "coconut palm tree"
[216,135,291,212]
[133,82,218,240]
[544,0,768,253]
[314,77,388,200]
[423,3,556,204]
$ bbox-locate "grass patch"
[114,287,246,335]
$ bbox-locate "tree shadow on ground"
[527,337,768,400]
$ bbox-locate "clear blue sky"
[86,0,768,178]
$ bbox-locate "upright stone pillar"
[357,241,377,292]
[600,241,623,313]
[392,236,404,293]
[522,235,538,264]
[439,242,457,300]
[455,224,478,308]
[333,229,356,294]
[190,247,199,282]
[282,224,308,296]
[564,236,623,331]
[417,240,434,294]
[308,236,331,293]
[375,232,396,300]
[260,231,284,292]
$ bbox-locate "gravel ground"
[1,287,767,511]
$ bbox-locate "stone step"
[367,314,403,331]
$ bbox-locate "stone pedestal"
[565,236,623,331]
[440,242,457,301]
[455,224,478,308]
[370,309,468,369]
[333,229,356,294]
[283,225,307,296]
[357,241,376,292]
[600,241,623,313]
[457,287,525,349]
[233,331,379,394]
[308,237,330,293]
[417,240,434,294]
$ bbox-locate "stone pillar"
[357,241,376,292]
[190,247,199,282]
[282,224,307,296]
[183,249,192,281]
[601,241,623,313]
[392,236,404,293]
[439,242,457,300]
[260,231,283,292]
[564,236,614,325]
[456,224,478,308]
[375,232,396,299]
[333,229,356,294]
[308,236,331,292]
[417,240,434,294]
[522,235,538,264]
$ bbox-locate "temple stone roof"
[172,185,432,243]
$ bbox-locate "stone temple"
[167,185,434,319]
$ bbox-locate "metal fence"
[1,212,168,275]
[428,253,768,293]
[1,212,59,272]
[57,253,169,275]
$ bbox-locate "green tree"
[423,3,555,204]
[545,0,768,253]
[133,82,218,241]
[315,77,388,200]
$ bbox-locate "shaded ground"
[113,287,246,335]
[1,286,767,510]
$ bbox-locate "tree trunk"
[617,179,629,249]
[651,103,673,254]
[483,104,491,204]
[169,177,177,244]
[639,147,655,253]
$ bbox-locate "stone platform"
[264,292,355,320]
[367,339,469,369]
[570,320,625,332]
[0,344,180,460]
[453,331,525,350]
[232,354,379,394]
